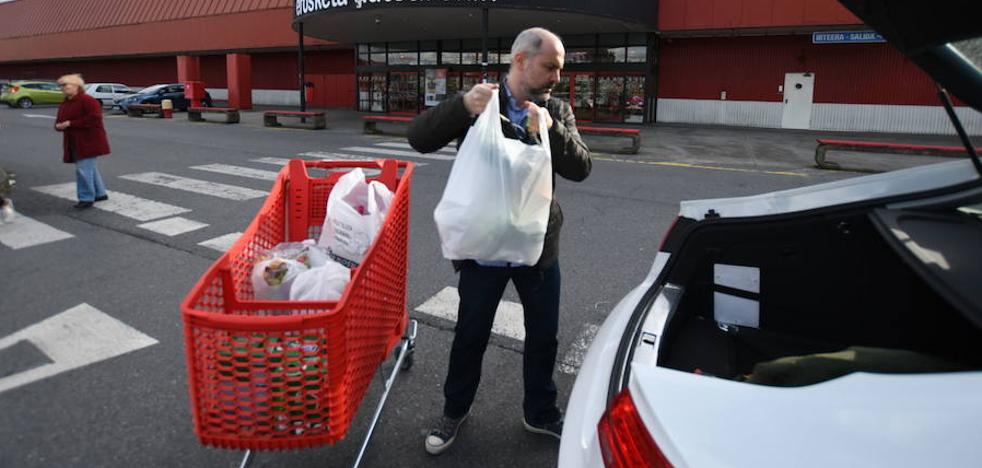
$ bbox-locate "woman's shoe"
[74,201,94,210]
[95,195,108,202]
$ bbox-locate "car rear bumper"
[558,252,670,468]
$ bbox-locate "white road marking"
[0,303,158,394]
[33,183,190,221]
[22,114,56,119]
[415,286,526,341]
[199,232,242,252]
[119,172,267,200]
[376,141,456,154]
[559,323,600,375]
[0,214,73,249]
[253,156,424,174]
[190,164,279,181]
[137,216,208,236]
[250,157,295,167]
[298,151,377,161]
[340,146,455,161]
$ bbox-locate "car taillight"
[598,388,673,468]
[10,86,19,93]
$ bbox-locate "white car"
[84,82,135,107]
[559,3,982,467]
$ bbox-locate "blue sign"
[812,30,885,44]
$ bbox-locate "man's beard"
[528,84,554,103]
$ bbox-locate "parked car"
[115,83,212,113]
[1,81,64,108]
[85,82,135,107]
[559,2,982,467]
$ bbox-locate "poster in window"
[425,69,448,107]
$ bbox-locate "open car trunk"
[656,194,982,386]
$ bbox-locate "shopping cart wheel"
[401,347,415,371]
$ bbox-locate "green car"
[1,81,65,109]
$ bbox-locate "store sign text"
[811,30,885,44]
[296,0,497,16]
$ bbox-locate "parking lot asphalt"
[0,104,949,467]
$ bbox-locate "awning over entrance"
[293,1,658,43]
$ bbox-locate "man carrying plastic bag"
[409,27,591,455]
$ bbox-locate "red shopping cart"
[181,159,416,467]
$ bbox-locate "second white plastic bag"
[317,168,393,267]
[433,89,553,265]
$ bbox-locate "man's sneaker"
[425,413,468,455]
[523,417,563,440]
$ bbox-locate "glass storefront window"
[420,41,438,65]
[357,44,370,66]
[596,74,625,121]
[499,50,512,64]
[626,46,646,63]
[441,40,460,65]
[461,39,484,65]
[565,48,595,63]
[388,42,418,65]
[358,73,386,112]
[370,44,386,65]
[598,34,626,63]
[624,75,645,123]
[387,71,419,114]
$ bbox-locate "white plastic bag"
[317,168,394,267]
[433,89,553,265]
[289,260,351,301]
[251,258,308,300]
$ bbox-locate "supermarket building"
[1,0,979,135]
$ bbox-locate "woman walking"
[55,73,110,209]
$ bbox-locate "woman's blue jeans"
[75,157,107,202]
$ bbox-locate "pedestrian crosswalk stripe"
[340,146,455,161]
[190,164,279,181]
[0,303,158,394]
[415,286,526,341]
[137,216,209,237]
[252,156,426,170]
[199,232,242,252]
[0,214,73,249]
[251,157,295,166]
[33,183,191,221]
[376,141,456,154]
[298,151,377,161]
[120,172,268,200]
[559,324,600,375]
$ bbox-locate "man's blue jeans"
[443,261,562,424]
[75,157,107,202]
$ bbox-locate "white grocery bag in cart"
[434,89,553,265]
[318,168,394,267]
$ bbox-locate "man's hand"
[463,83,499,116]
[525,101,553,134]
[55,121,70,131]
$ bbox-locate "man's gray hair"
[510,27,561,59]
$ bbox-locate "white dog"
[0,197,14,223]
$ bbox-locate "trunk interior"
[657,204,982,385]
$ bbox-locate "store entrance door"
[569,72,595,122]
[388,71,419,115]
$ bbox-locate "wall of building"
[658,0,859,31]
[0,49,355,108]
[656,35,982,134]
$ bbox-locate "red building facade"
[0,0,977,134]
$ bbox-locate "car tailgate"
[630,364,982,468]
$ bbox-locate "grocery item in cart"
[318,168,394,267]
[250,241,331,299]
[289,259,351,301]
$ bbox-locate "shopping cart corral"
[181,159,416,468]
